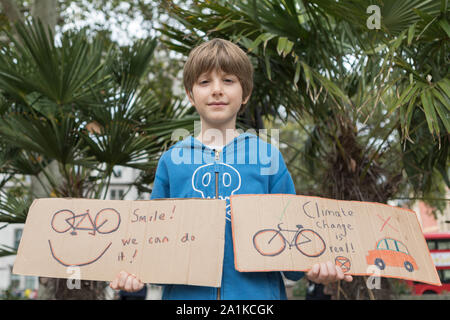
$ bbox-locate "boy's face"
[187,69,249,129]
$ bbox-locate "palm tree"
[0,19,197,299]
[158,0,449,299]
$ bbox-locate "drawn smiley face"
[48,208,121,267]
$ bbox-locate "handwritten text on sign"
[230,194,440,286]
[13,198,226,287]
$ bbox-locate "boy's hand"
[109,271,144,292]
[306,261,353,284]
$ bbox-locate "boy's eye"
[224,78,234,83]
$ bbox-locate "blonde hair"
[183,38,253,114]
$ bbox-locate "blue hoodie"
[150,132,304,299]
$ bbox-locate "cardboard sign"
[230,194,441,286]
[13,198,226,287]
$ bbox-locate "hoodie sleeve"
[150,152,170,200]
[269,149,304,282]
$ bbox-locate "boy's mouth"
[208,102,228,106]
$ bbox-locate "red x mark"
[377,214,399,232]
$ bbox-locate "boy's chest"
[168,162,268,199]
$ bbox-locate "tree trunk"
[0,0,23,42]
[320,115,403,300]
[32,0,58,35]
[0,0,22,24]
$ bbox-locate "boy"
[110,38,352,299]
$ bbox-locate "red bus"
[406,232,450,295]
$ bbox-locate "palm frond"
[0,189,30,224]
[0,244,17,258]
[0,19,113,116]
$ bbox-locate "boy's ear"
[242,94,251,105]
[185,88,195,105]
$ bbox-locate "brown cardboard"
[13,198,226,287]
[230,194,441,286]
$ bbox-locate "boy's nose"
[212,90,223,98]
[211,81,224,96]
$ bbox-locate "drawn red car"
[366,238,418,272]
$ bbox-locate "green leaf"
[248,32,275,52]
[438,19,450,38]
[25,92,67,117]
[293,61,301,90]
[432,87,450,112]
[276,37,294,57]
[407,23,416,45]
[277,37,289,56]
[431,89,450,133]
[387,83,417,116]
[404,95,417,136]
[300,61,314,93]
[436,78,450,98]
[264,54,272,81]
[283,39,294,58]
[392,29,407,51]
[0,244,17,257]
[421,90,440,136]
[434,101,450,133]
[213,19,234,31]
[0,189,30,224]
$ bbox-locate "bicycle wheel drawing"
[94,208,121,234]
[51,209,75,233]
[295,229,326,257]
[253,229,286,256]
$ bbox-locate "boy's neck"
[195,122,239,148]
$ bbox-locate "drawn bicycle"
[253,223,326,257]
[51,208,121,236]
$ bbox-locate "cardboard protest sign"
[13,198,226,287]
[230,194,441,286]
